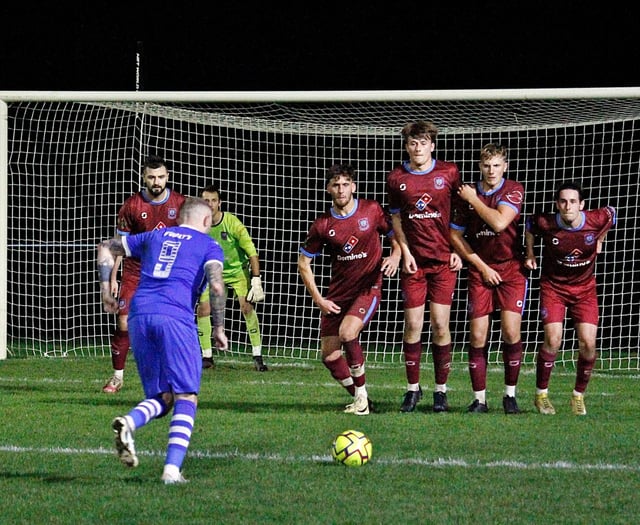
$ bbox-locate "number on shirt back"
[153,240,181,278]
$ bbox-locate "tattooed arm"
[97,238,126,314]
[204,259,228,350]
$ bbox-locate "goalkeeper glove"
[246,276,265,303]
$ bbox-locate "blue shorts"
[128,314,202,397]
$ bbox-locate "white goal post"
[1,88,639,370]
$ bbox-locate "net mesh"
[4,95,639,369]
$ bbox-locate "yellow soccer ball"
[331,429,372,467]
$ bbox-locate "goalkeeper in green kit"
[196,184,268,371]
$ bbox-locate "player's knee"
[579,340,597,359]
[155,393,173,418]
[338,327,360,343]
[545,335,562,351]
[322,349,342,362]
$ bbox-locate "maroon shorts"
[540,279,599,325]
[467,260,527,319]
[400,261,457,309]
[117,271,140,316]
[320,285,382,338]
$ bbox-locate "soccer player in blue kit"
[97,197,227,484]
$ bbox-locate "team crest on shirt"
[506,190,523,205]
[343,236,359,254]
[415,193,432,211]
[221,232,229,240]
[434,177,445,189]
[168,208,178,219]
[584,233,595,245]
[358,218,370,231]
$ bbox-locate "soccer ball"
[331,429,372,467]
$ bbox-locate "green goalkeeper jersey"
[209,212,258,281]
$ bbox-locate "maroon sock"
[535,347,556,390]
[344,339,365,388]
[503,341,523,387]
[575,354,597,393]
[468,346,487,391]
[323,356,355,395]
[110,328,130,370]
[432,343,452,385]
[403,341,422,385]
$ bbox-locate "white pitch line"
[1,444,638,472]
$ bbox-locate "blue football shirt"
[123,225,224,320]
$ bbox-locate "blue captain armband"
[98,263,113,283]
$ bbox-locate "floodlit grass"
[0,356,638,524]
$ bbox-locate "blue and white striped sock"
[165,399,196,470]
[127,397,165,430]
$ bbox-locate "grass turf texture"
[0,356,638,524]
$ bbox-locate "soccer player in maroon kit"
[102,155,186,393]
[450,144,527,414]
[298,164,401,415]
[525,181,616,415]
[386,121,462,413]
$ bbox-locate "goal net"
[1,89,638,370]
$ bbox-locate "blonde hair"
[178,197,211,224]
[479,143,508,162]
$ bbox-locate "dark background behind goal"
[5,100,639,367]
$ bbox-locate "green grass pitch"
[0,356,638,524]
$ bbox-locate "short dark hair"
[326,164,356,184]
[201,184,222,200]
[401,121,439,144]
[555,181,586,201]
[143,154,168,171]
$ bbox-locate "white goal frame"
[1,87,639,366]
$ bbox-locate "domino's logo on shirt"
[416,193,432,211]
[344,236,359,254]
[565,248,583,262]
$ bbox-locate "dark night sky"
[1,2,639,92]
